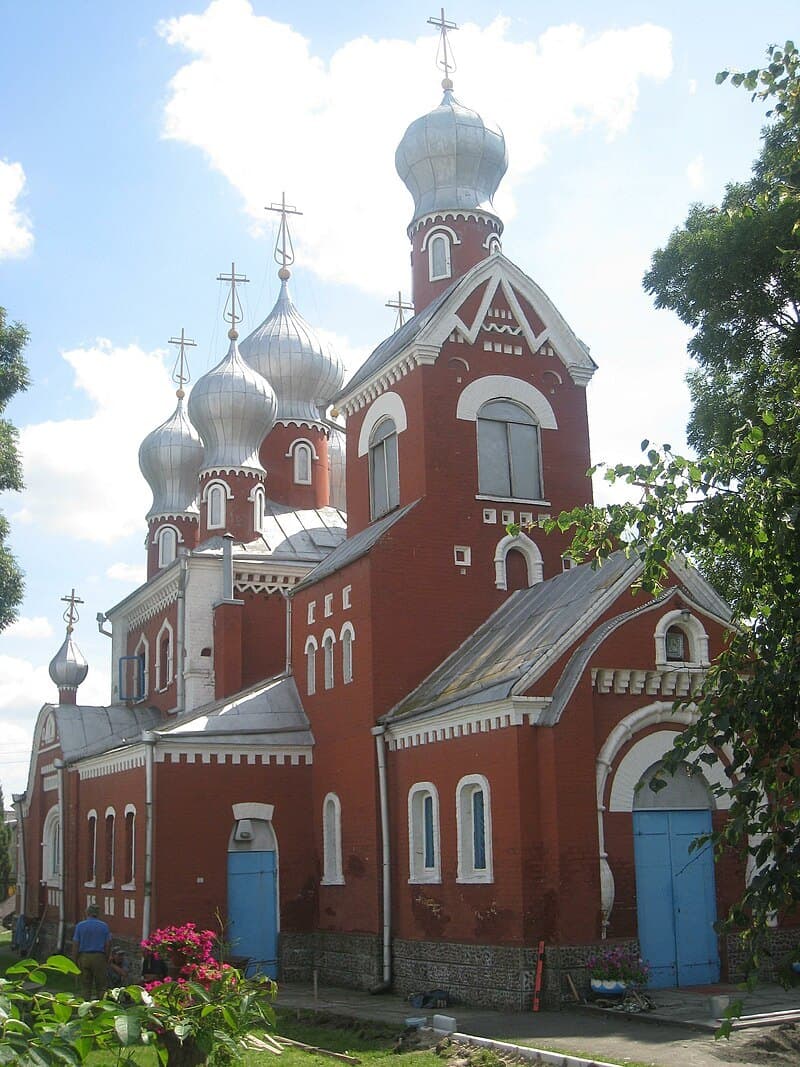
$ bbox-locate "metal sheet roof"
[193,503,347,564]
[55,704,162,764]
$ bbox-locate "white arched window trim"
[340,621,355,685]
[456,774,493,883]
[85,808,98,887]
[122,804,136,889]
[202,479,232,530]
[654,609,710,667]
[42,805,61,887]
[357,392,408,457]
[134,635,149,700]
[155,619,174,692]
[456,376,557,430]
[494,532,543,590]
[427,233,452,281]
[249,483,267,533]
[305,635,318,696]
[608,729,730,813]
[421,223,462,250]
[321,792,344,886]
[408,782,441,884]
[102,806,116,889]
[322,628,336,690]
[155,524,180,568]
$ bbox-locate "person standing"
[71,903,111,999]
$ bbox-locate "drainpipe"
[176,552,188,713]
[371,725,391,991]
[142,732,156,941]
[13,794,26,920]
[54,759,66,951]
[283,592,292,674]
[222,534,234,601]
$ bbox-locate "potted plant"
[587,945,650,995]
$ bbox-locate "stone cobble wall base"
[726,927,800,982]
[280,932,382,991]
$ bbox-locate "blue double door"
[227,850,278,978]
[633,810,720,988]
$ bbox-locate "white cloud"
[1,616,53,640]
[0,654,51,711]
[14,340,176,543]
[688,78,697,95]
[107,561,146,584]
[0,160,33,259]
[159,1,672,297]
[686,154,705,190]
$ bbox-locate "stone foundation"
[280,931,382,991]
[726,927,800,982]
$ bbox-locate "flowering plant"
[587,945,650,985]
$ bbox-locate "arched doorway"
[227,803,278,978]
[633,760,720,988]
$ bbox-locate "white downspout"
[284,592,292,674]
[371,725,391,987]
[12,795,26,920]
[141,732,156,941]
[54,759,66,951]
[176,553,187,713]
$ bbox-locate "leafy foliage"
[551,42,800,978]
[0,307,29,630]
[0,787,12,902]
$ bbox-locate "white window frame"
[321,793,344,885]
[288,440,315,485]
[494,532,543,591]
[408,783,441,884]
[368,417,400,521]
[85,809,97,887]
[42,805,61,887]
[156,525,179,568]
[456,774,493,883]
[155,619,174,692]
[203,479,231,530]
[427,232,452,281]
[250,483,266,533]
[134,634,149,700]
[340,621,355,684]
[324,594,333,618]
[305,635,318,696]
[122,804,136,890]
[102,806,116,890]
[322,628,336,690]
[476,398,543,502]
[654,609,710,667]
[342,585,351,610]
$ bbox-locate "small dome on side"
[138,397,204,518]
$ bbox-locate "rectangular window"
[324,594,333,617]
[423,795,435,870]
[307,601,316,624]
[342,585,351,610]
[472,791,486,871]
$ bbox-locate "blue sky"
[0,0,794,796]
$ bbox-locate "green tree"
[0,785,11,900]
[551,41,800,975]
[0,307,29,629]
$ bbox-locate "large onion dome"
[138,397,204,518]
[49,629,88,694]
[395,87,508,226]
[188,333,277,471]
[240,278,345,423]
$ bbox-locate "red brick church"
[15,26,764,1008]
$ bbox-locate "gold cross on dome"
[168,328,197,396]
[386,290,414,330]
[217,262,249,333]
[61,589,84,632]
[266,193,303,275]
[427,7,458,84]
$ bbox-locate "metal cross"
[61,589,84,632]
[168,328,197,395]
[386,290,414,330]
[427,7,458,82]
[266,193,303,273]
[217,262,249,331]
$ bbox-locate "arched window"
[103,807,116,887]
[340,622,355,685]
[252,484,266,533]
[123,806,136,887]
[294,442,312,485]
[305,636,318,696]
[134,635,149,700]
[477,399,542,500]
[494,532,543,591]
[654,610,710,667]
[369,418,399,520]
[155,620,174,691]
[505,548,528,592]
[428,233,452,281]
[322,629,336,690]
[487,235,501,254]
[157,526,178,568]
[321,793,344,885]
[42,806,61,885]
[408,783,440,883]
[207,483,226,529]
[86,810,97,885]
[456,775,493,883]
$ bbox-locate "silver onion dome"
[188,334,277,472]
[49,630,88,693]
[327,422,346,512]
[138,397,204,518]
[395,88,508,225]
[240,279,345,423]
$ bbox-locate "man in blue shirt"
[71,903,112,999]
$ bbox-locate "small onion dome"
[395,88,508,226]
[240,278,345,423]
[49,630,88,694]
[138,396,204,519]
[327,422,346,512]
[188,334,277,472]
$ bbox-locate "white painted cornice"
[385,695,550,751]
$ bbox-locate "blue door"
[227,850,277,978]
[633,810,719,988]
